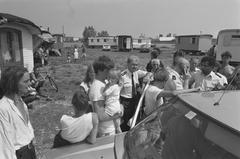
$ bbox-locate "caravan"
[216,29,240,65]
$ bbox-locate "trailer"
[176,34,213,55]
[118,35,133,51]
[0,13,41,73]
[216,29,240,66]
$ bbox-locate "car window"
[124,102,174,159]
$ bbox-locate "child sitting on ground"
[103,69,123,134]
[53,90,99,148]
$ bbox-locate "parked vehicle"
[41,90,240,159]
[139,44,151,53]
[102,44,111,51]
[215,29,240,66]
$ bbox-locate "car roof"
[177,90,240,136]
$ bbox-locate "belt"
[16,141,34,153]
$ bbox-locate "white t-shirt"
[60,113,93,143]
[103,84,122,116]
[89,79,115,135]
[144,85,163,115]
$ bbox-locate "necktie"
[132,73,136,98]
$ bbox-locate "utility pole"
[62,25,65,36]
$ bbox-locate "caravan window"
[191,37,196,44]
[223,34,240,46]
[0,28,23,67]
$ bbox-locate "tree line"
[82,26,109,45]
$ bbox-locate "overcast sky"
[0,0,239,38]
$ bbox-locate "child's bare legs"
[114,118,122,133]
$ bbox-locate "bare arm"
[188,77,195,89]
[86,113,99,144]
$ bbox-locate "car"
[102,44,111,51]
[41,90,240,159]
[139,45,151,53]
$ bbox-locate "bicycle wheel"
[48,76,58,92]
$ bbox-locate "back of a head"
[173,50,185,66]
[0,66,28,98]
[109,69,121,81]
[93,55,114,74]
[72,89,89,112]
[201,56,216,67]
[176,57,189,66]
[154,68,169,82]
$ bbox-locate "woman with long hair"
[0,66,36,159]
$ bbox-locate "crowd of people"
[0,47,240,159]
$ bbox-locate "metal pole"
[130,80,151,129]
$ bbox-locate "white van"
[216,29,240,65]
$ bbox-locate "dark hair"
[173,50,185,66]
[200,56,216,67]
[0,66,28,98]
[93,55,114,74]
[83,64,95,83]
[151,50,160,59]
[221,51,232,58]
[71,89,89,112]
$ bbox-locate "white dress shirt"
[166,67,184,90]
[120,69,147,98]
[191,71,227,91]
[0,96,34,159]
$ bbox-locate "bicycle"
[37,71,58,92]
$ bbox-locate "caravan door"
[0,28,23,70]
[126,37,131,49]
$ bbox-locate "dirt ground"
[30,48,175,158]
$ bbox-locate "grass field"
[29,48,175,158]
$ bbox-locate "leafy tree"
[97,30,109,37]
[82,26,97,45]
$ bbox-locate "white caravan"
[216,29,240,65]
